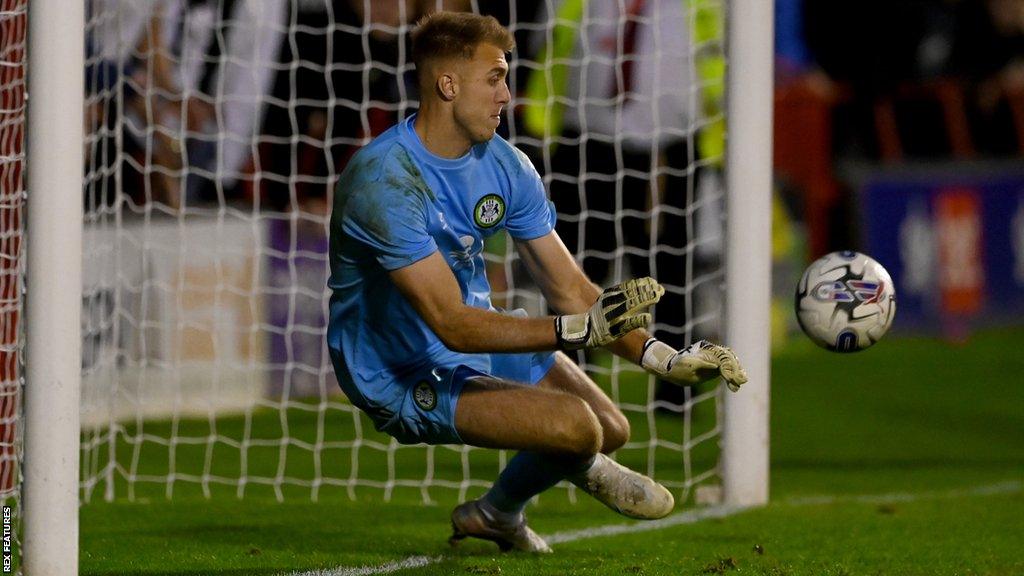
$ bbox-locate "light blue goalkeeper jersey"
[327,114,556,409]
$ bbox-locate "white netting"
[77,0,726,505]
[0,0,25,567]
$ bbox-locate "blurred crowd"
[776,0,1024,256]
[82,0,1023,252]
[85,0,472,214]
[794,0,1024,159]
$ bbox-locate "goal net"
[12,0,740,517]
[0,0,26,557]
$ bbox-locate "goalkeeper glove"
[640,339,748,392]
[555,277,664,350]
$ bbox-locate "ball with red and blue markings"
[795,251,897,352]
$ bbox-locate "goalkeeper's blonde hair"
[411,12,515,88]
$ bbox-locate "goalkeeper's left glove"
[640,339,748,392]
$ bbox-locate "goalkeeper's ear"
[437,72,458,101]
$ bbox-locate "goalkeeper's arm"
[389,251,661,354]
[516,232,748,391]
[514,232,653,355]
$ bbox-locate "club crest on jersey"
[413,381,437,411]
[474,194,505,228]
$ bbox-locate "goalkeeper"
[326,11,747,553]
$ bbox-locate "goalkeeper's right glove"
[555,277,664,350]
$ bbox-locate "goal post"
[721,0,773,508]
[22,0,84,573]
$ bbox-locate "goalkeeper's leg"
[453,354,673,547]
[535,354,674,520]
[449,375,598,553]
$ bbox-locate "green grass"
[76,328,1024,575]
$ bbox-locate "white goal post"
[722,0,773,507]
[16,1,772,574]
[22,0,84,574]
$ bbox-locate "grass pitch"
[78,328,1024,575]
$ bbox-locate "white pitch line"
[283,504,746,576]
[283,479,1022,576]
[544,503,747,544]
[780,480,1022,507]
[288,555,440,576]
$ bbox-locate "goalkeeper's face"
[452,43,511,144]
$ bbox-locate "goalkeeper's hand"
[555,277,664,350]
[640,339,748,392]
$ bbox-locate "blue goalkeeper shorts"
[336,349,557,446]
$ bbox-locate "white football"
[795,251,897,352]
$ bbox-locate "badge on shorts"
[474,194,505,228]
[413,381,437,411]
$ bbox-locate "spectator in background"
[805,0,1024,159]
[87,0,288,208]
[951,0,1024,155]
[804,1,939,100]
[804,0,947,158]
[523,0,727,409]
[177,0,287,204]
[258,0,468,214]
[523,0,721,355]
[87,0,184,209]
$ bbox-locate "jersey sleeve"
[340,170,437,271]
[504,150,557,241]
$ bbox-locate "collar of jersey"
[402,114,474,170]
